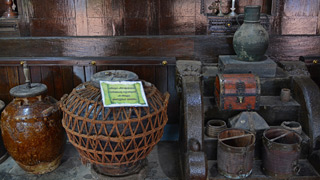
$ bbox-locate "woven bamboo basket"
[60,70,169,176]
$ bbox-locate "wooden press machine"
[176,55,320,179]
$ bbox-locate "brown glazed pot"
[0,100,8,164]
[1,83,65,174]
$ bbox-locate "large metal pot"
[217,128,255,179]
[262,127,302,178]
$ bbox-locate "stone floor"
[0,142,180,180]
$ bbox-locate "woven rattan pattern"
[61,82,169,166]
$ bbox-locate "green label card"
[100,81,148,107]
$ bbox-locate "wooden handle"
[23,62,31,87]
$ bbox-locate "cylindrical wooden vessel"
[0,100,8,164]
[217,128,255,179]
[60,70,170,176]
[206,120,227,138]
[215,74,260,111]
[262,127,302,178]
[1,83,65,174]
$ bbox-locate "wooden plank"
[30,18,77,36]
[155,66,168,93]
[0,57,176,66]
[85,65,97,82]
[318,2,320,34]
[30,0,75,18]
[195,2,207,35]
[124,18,148,36]
[16,0,31,36]
[18,65,25,85]
[73,66,85,86]
[281,16,317,35]
[41,66,55,97]
[268,35,320,61]
[173,0,195,17]
[87,18,113,36]
[0,67,10,103]
[75,0,88,36]
[87,0,107,18]
[52,66,64,99]
[147,0,159,35]
[283,0,319,17]
[124,0,147,18]
[159,0,174,17]
[96,65,109,72]
[167,65,178,124]
[30,66,42,83]
[133,66,155,84]
[61,66,74,94]
[6,66,20,89]
[0,36,318,63]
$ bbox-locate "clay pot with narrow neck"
[1,83,65,174]
[233,6,269,61]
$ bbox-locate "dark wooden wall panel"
[30,66,42,83]
[30,18,77,36]
[6,66,19,88]
[0,67,10,103]
[13,0,203,36]
[1,0,317,36]
[61,66,74,94]
[0,2,6,16]
[0,58,178,123]
[28,0,76,36]
[0,35,319,62]
[52,66,65,99]
[41,66,55,97]
[279,0,319,35]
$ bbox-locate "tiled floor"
[0,142,180,180]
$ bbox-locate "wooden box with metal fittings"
[0,62,66,174]
[215,73,260,110]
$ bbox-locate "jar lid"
[10,83,47,98]
[91,70,139,87]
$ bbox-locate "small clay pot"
[281,121,302,134]
[206,120,227,138]
[280,88,291,102]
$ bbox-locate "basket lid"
[10,83,47,98]
[91,70,139,87]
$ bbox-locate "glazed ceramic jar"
[233,6,269,61]
[0,100,8,164]
[1,82,65,174]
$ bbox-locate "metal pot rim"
[262,127,302,146]
[218,128,256,150]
